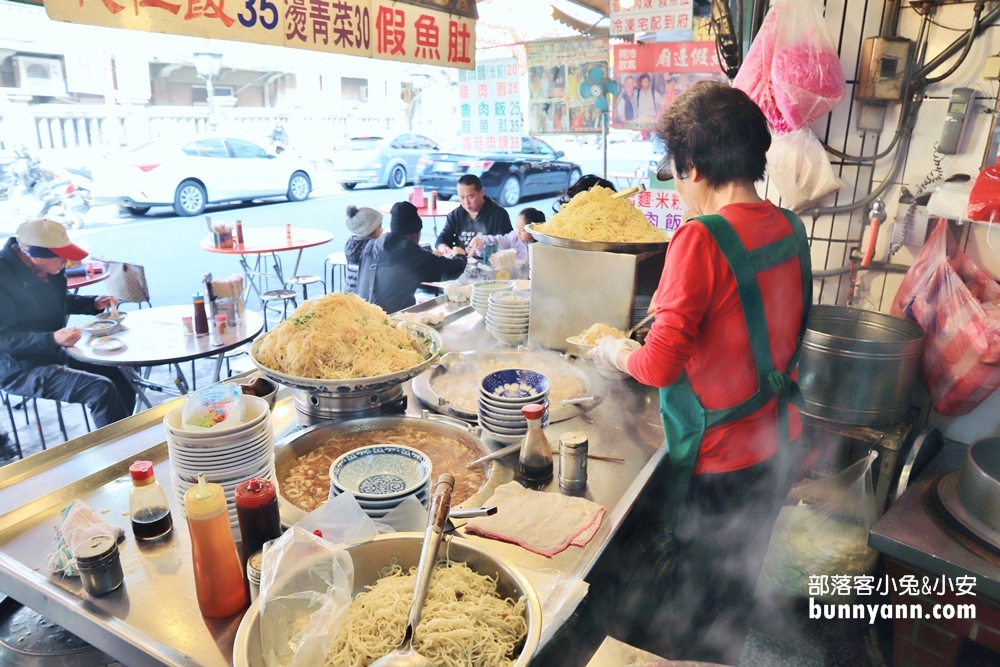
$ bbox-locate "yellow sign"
[43,0,476,68]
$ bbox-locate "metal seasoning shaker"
[192,293,209,335]
[128,461,173,541]
[247,551,263,603]
[235,478,282,590]
[184,474,247,618]
[518,404,553,482]
[74,535,124,596]
[558,432,589,491]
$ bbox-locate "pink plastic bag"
[891,220,1000,416]
[734,0,846,134]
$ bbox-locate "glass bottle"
[185,474,247,618]
[518,403,552,482]
[235,478,282,598]
[192,293,209,335]
[128,461,173,541]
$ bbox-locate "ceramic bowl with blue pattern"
[479,369,551,404]
[330,444,432,500]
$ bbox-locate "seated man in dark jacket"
[435,174,512,254]
[0,219,135,429]
[358,202,467,314]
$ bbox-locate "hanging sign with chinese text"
[457,58,521,152]
[43,0,476,69]
[612,41,725,131]
[393,0,476,20]
[526,38,609,135]
[628,185,685,239]
[610,0,693,37]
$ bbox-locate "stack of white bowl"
[163,395,275,536]
[328,445,432,520]
[471,280,516,317]
[477,369,550,443]
[486,291,530,346]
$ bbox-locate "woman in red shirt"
[591,81,812,663]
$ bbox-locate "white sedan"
[91,137,313,216]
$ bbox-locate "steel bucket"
[232,534,542,667]
[798,306,924,425]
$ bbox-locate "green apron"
[654,208,812,579]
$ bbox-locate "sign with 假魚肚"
[42,0,476,69]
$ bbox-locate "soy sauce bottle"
[129,461,173,540]
[518,404,553,482]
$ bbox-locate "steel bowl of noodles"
[233,533,542,667]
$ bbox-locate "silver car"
[331,134,438,190]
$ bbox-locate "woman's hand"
[589,336,640,374]
[467,236,484,252]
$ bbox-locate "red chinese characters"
[285,0,307,40]
[139,0,180,15]
[447,20,471,64]
[309,0,331,44]
[414,14,440,60]
[185,0,234,26]
[375,5,405,55]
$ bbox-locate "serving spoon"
[371,473,455,667]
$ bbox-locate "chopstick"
[552,449,624,462]
[465,442,624,468]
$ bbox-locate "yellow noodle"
[325,561,527,667]
[254,293,426,379]
[534,186,669,243]
[578,323,627,346]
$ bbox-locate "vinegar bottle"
[128,461,173,540]
[518,404,553,482]
[185,474,247,618]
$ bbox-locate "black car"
[415,137,581,207]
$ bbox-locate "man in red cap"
[0,219,135,431]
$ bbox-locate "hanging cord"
[925,1,984,85]
[888,146,946,257]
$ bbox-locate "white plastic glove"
[588,336,640,373]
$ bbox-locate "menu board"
[628,186,685,239]
[610,0,694,37]
[457,58,522,152]
[44,0,476,69]
[526,37,610,134]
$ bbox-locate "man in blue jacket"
[358,201,467,314]
[0,219,134,429]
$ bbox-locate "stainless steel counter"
[0,310,666,667]
[869,441,1000,600]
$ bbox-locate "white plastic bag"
[766,127,844,212]
[757,452,880,603]
[180,383,245,430]
[259,527,354,667]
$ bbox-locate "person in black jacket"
[0,219,135,429]
[358,202,467,314]
[435,174,512,254]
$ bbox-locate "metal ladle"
[371,473,455,667]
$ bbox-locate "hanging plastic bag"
[734,0,846,134]
[968,164,1000,222]
[766,127,844,211]
[757,452,879,603]
[259,527,355,667]
[891,219,1000,415]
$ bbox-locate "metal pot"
[798,306,924,425]
[274,413,511,525]
[957,437,1000,533]
[232,534,542,667]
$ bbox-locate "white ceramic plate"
[90,336,125,352]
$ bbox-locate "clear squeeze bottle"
[185,474,247,618]
[518,403,553,482]
[128,461,173,540]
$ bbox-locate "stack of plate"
[478,369,550,443]
[328,445,432,519]
[163,395,275,535]
[471,280,516,317]
[486,291,530,346]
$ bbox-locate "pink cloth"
[465,482,606,558]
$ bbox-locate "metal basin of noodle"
[233,534,542,667]
[249,320,443,394]
[525,222,670,254]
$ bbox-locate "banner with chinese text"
[628,186,685,239]
[44,0,475,69]
[612,41,726,131]
[457,59,521,152]
[610,0,693,37]
[526,38,609,134]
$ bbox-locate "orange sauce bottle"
[184,474,247,618]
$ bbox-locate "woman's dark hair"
[656,80,770,187]
[519,207,546,224]
[555,174,617,211]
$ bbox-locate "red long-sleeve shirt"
[627,201,805,475]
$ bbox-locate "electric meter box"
[858,37,914,103]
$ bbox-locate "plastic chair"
[261,290,298,331]
[285,274,326,301]
[324,252,350,293]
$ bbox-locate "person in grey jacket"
[343,205,383,294]
[358,202,466,314]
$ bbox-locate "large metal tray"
[526,223,669,254]
[395,294,474,329]
[412,349,605,423]
[249,320,443,394]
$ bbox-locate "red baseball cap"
[16,219,88,261]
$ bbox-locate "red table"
[200,226,333,305]
[66,267,108,292]
[378,201,459,236]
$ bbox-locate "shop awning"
[566,0,608,18]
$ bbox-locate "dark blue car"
[415,137,581,207]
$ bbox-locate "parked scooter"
[6,146,90,229]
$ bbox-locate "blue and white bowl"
[479,398,550,417]
[330,445,432,501]
[480,369,550,403]
[331,479,430,509]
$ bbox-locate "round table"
[67,305,265,410]
[200,226,333,305]
[378,201,459,236]
[66,264,108,292]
